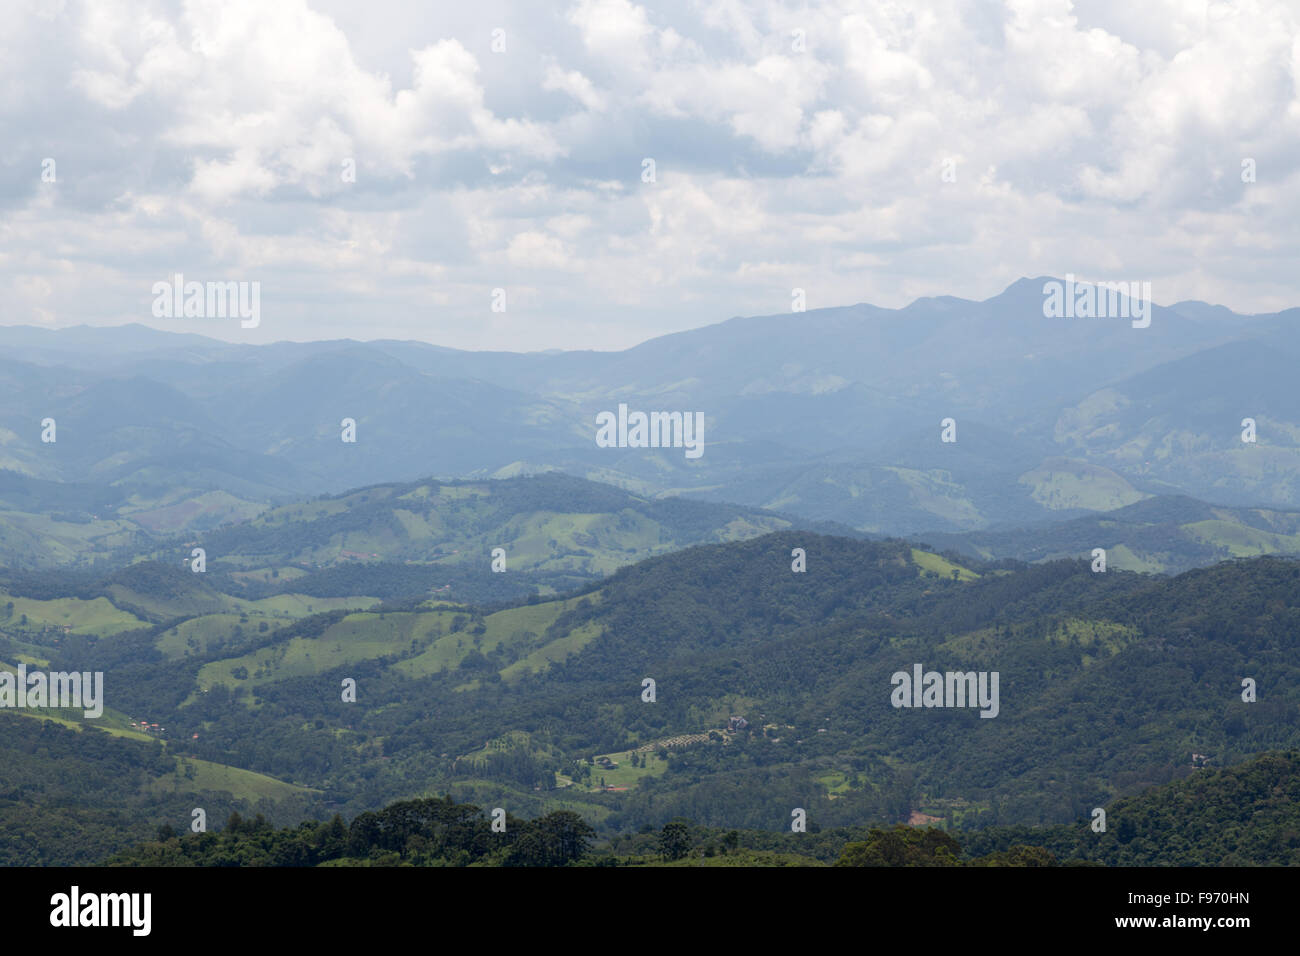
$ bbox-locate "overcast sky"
[2,0,1298,350]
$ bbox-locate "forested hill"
[0,470,866,603]
[102,750,1300,866]
[962,750,1300,866]
[0,469,863,579]
[917,493,1300,575]
[188,471,861,584]
[3,529,1299,863]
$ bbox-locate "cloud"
[542,64,609,112]
[568,0,657,72]
[1,0,1298,350]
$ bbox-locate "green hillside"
[919,494,1300,574]
[100,749,1300,866]
[0,714,318,866]
[962,750,1300,866]
[190,473,828,582]
[7,529,1300,867]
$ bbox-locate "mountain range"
[3,277,1298,542]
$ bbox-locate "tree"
[659,820,691,861]
[319,814,348,859]
[835,826,962,867]
[508,811,594,867]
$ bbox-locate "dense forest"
[103,751,1300,866]
[109,796,596,868]
[4,524,1299,865]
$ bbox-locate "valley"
[4,517,1297,865]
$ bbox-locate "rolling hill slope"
[917,494,1300,574]
[7,530,1297,861]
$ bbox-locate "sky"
[2,0,1298,351]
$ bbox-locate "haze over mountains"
[2,276,1297,549]
[4,279,1300,867]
